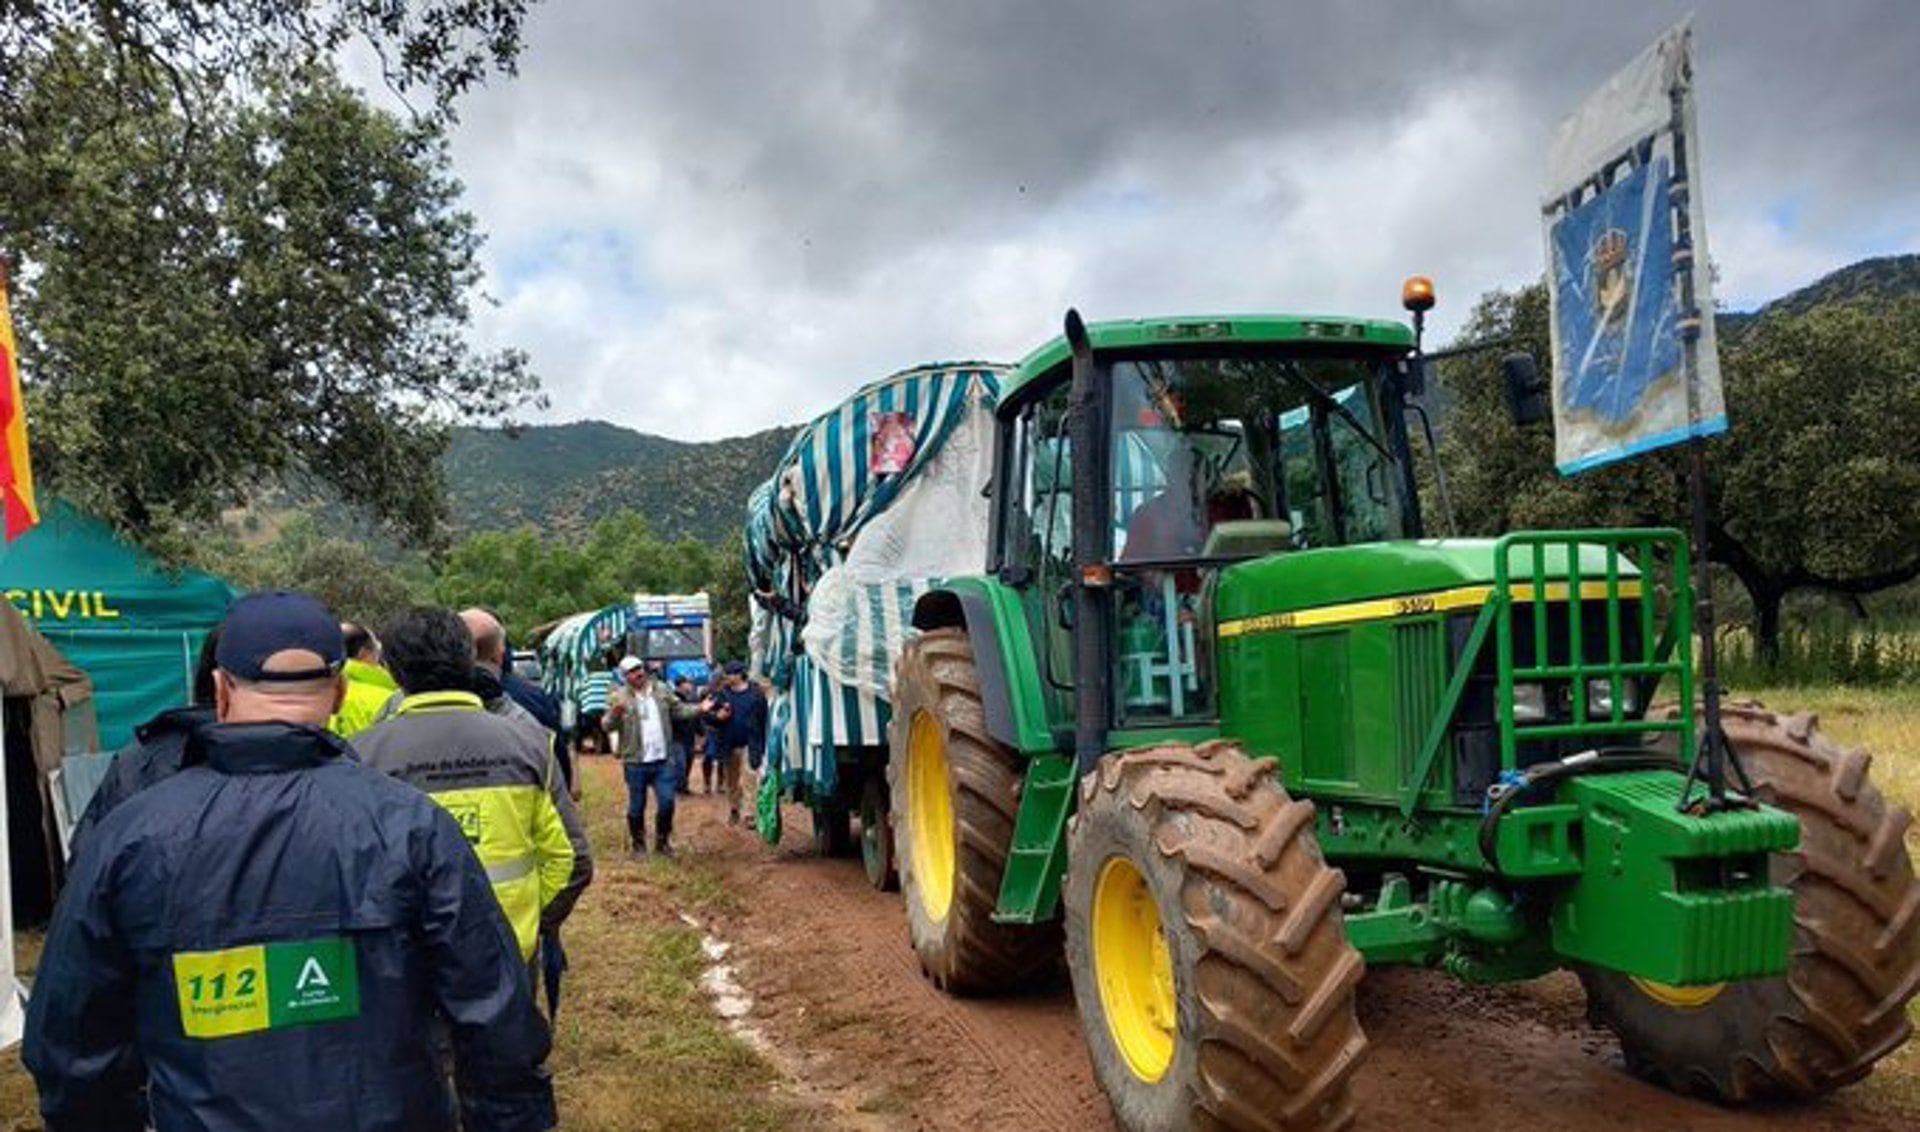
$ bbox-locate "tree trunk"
[1755,588,1785,668]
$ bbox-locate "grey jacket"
[606,678,701,765]
[354,692,593,959]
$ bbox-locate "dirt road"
[663,785,1919,1132]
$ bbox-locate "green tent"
[0,503,235,749]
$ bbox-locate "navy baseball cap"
[723,660,747,676]
[216,591,345,681]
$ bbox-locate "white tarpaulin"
[800,387,997,700]
[1543,17,1725,474]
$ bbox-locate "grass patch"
[545,756,799,1130]
[1,756,799,1132]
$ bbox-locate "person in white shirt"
[604,656,703,858]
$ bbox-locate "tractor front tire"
[1581,701,1920,1102]
[1065,740,1368,1132]
[888,627,1056,994]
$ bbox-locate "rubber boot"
[701,760,713,795]
[655,810,675,860]
[627,814,646,859]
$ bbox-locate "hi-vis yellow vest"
[351,691,592,960]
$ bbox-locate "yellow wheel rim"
[1092,856,1177,1083]
[907,710,955,923]
[1630,976,1727,1009]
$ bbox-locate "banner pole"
[1669,74,1729,810]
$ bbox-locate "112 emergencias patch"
[171,937,361,1039]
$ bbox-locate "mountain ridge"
[447,254,1919,545]
[442,420,797,544]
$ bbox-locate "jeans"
[624,759,677,826]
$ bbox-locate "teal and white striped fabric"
[578,670,613,715]
[537,605,632,710]
[747,363,1005,805]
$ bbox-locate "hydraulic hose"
[1478,748,1684,871]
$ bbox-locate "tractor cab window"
[1108,355,1404,560]
[1280,381,1403,547]
[1104,352,1405,724]
[1000,378,1078,718]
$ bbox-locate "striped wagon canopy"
[747,362,1006,803]
[536,604,634,708]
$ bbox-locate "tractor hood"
[1214,538,1641,622]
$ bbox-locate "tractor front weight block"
[1548,771,1798,985]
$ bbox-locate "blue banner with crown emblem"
[1543,18,1725,475]
[1548,157,1725,471]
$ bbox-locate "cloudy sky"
[430,0,1920,440]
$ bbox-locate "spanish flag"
[0,258,41,542]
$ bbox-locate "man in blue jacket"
[66,627,221,854]
[702,661,769,826]
[23,591,557,1132]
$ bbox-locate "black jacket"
[23,721,556,1132]
[704,684,768,754]
[68,705,215,854]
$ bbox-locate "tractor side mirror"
[1502,353,1551,427]
[1399,356,1427,398]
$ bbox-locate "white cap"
[617,655,644,674]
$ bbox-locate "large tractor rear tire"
[888,627,1056,993]
[1581,701,1920,1102]
[1065,740,1368,1132]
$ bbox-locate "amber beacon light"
[1401,275,1436,313]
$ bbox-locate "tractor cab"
[993,316,1423,729]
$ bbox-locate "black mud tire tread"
[888,627,1057,994]
[860,772,898,891]
[1581,700,1920,1103]
[1065,740,1367,1132]
[812,800,856,858]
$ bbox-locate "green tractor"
[885,290,1920,1130]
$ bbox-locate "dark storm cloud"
[442,0,1920,437]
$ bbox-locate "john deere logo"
[1593,227,1631,325]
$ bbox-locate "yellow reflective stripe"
[485,855,539,885]
[1217,580,1643,639]
[395,691,485,715]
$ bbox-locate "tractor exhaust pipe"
[1065,309,1113,777]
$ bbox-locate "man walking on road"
[605,655,700,857]
[329,620,398,738]
[67,627,221,853]
[462,607,575,797]
[576,653,616,755]
[24,591,557,1132]
[703,660,768,827]
[357,608,594,963]
[671,674,700,791]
